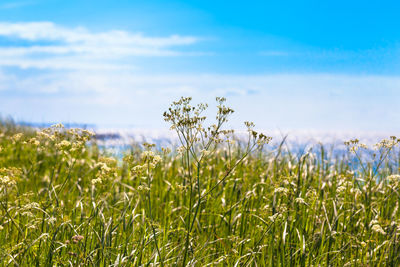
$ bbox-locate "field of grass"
[1,97,400,266]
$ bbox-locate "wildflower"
[153,155,162,164]
[76,129,95,142]
[71,235,84,243]
[371,224,386,235]
[56,140,71,150]
[42,175,50,183]
[200,149,210,157]
[369,220,379,227]
[11,133,23,143]
[305,189,317,198]
[91,178,102,185]
[245,189,256,198]
[52,123,64,128]
[0,175,16,190]
[141,151,154,158]
[262,204,270,211]
[257,133,272,146]
[227,139,236,145]
[244,121,255,130]
[336,186,346,193]
[344,139,368,153]
[47,217,57,225]
[132,165,145,175]
[99,157,117,166]
[374,137,399,150]
[149,163,156,169]
[161,147,171,155]
[70,141,85,153]
[268,213,283,222]
[295,197,308,205]
[143,142,156,149]
[36,131,54,141]
[387,175,400,183]
[350,187,362,196]
[29,138,40,146]
[97,162,111,173]
[21,202,40,210]
[141,151,161,165]
[122,154,134,166]
[137,185,150,192]
[94,161,117,180]
[274,187,288,194]
[177,146,186,155]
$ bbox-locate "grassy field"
[1,97,400,266]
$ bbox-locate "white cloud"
[0,22,197,46]
[0,21,200,69]
[0,22,399,132]
[0,1,34,9]
[1,70,399,131]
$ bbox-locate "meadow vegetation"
[1,97,400,266]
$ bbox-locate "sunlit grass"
[1,97,400,266]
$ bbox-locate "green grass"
[1,97,400,266]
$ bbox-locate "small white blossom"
[274,187,288,194]
[295,197,308,205]
[371,224,386,235]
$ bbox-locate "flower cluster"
[93,157,118,184]
[344,139,368,153]
[35,124,94,156]
[164,97,272,165]
[374,136,400,150]
[124,143,163,179]
[0,167,21,191]
[370,220,386,235]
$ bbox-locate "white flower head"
[371,224,386,235]
[274,187,288,194]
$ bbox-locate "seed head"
[71,235,84,243]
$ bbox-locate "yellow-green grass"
[1,98,400,266]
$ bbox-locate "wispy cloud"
[1,70,399,131]
[0,1,35,9]
[0,22,200,69]
[0,22,197,46]
[1,22,399,132]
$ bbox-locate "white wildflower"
[91,178,102,185]
[388,175,400,183]
[200,149,210,157]
[177,146,186,155]
[274,187,288,194]
[56,140,71,150]
[153,155,162,164]
[371,224,386,235]
[295,197,308,205]
[141,151,155,160]
[336,186,346,193]
[268,213,283,222]
[11,133,23,142]
[0,175,16,189]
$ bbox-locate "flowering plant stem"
[146,161,164,267]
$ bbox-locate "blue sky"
[0,0,399,132]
